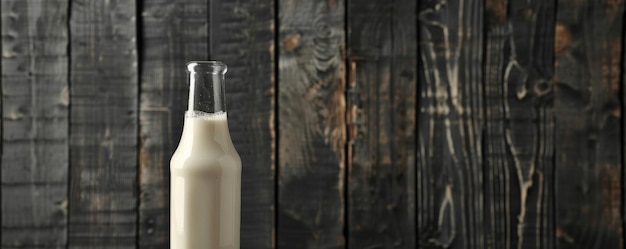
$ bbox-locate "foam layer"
[185,110,227,120]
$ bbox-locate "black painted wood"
[417,0,485,248]
[1,0,69,248]
[68,0,138,248]
[554,0,625,248]
[347,0,417,248]
[277,0,346,248]
[484,0,557,248]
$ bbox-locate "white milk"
[170,111,241,249]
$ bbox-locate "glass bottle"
[170,61,241,249]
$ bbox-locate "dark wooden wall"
[1,0,625,248]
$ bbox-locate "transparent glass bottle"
[170,61,241,249]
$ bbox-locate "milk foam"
[185,110,227,120]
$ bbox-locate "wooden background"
[1,0,626,248]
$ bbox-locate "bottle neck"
[187,61,227,113]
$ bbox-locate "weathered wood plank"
[483,2,510,246]
[210,0,275,248]
[484,0,557,248]
[505,1,557,248]
[346,0,416,247]
[417,0,485,248]
[278,0,346,247]
[69,0,138,248]
[1,0,69,248]
[138,0,208,248]
[554,0,625,247]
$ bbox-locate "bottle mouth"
[186,61,227,74]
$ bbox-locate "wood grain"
[1,0,69,247]
[346,0,417,248]
[554,0,625,247]
[278,0,346,247]
[484,0,557,248]
[209,0,276,248]
[138,0,208,248]
[68,0,138,248]
[483,1,511,247]
[417,0,485,248]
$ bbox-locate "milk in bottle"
[170,61,241,249]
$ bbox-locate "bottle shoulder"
[170,118,241,172]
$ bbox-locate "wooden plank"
[278,0,346,247]
[138,0,208,248]
[346,0,416,248]
[417,0,485,248]
[68,0,138,248]
[483,2,510,246]
[209,0,275,248]
[554,0,625,247]
[1,0,69,248]
[483,0,557,248]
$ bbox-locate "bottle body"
[170,62,241,249]
[170,111,241,249]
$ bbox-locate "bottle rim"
[186,61,227,74]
